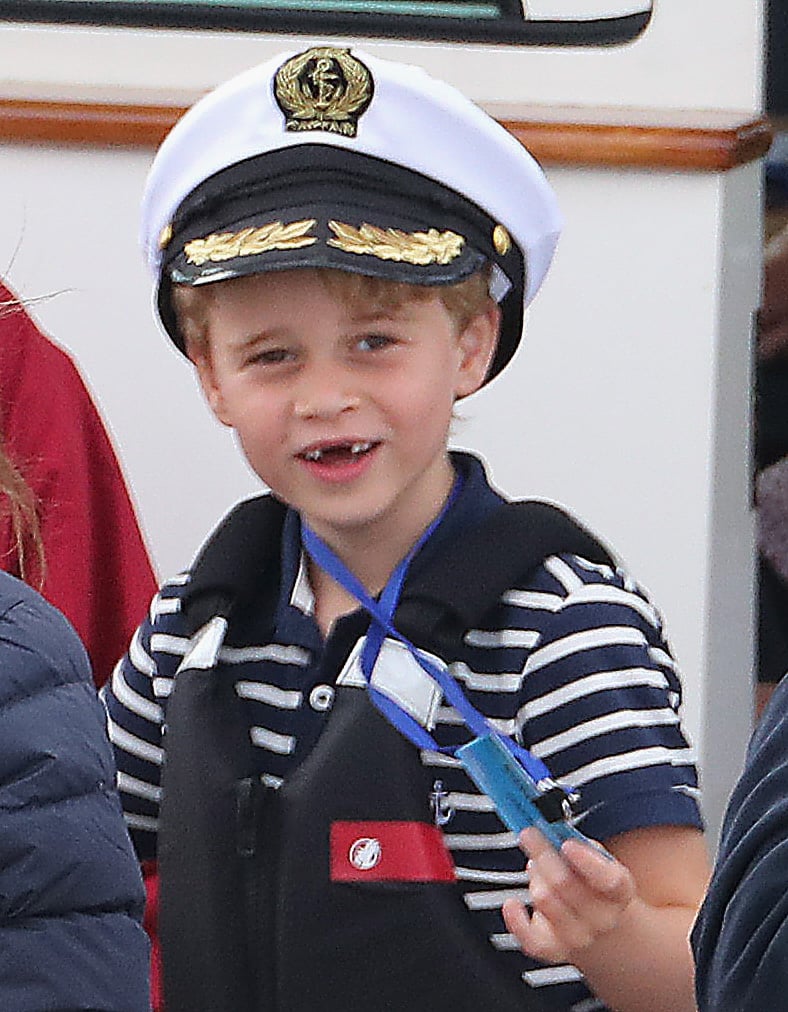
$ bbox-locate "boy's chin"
[299,506,387,534]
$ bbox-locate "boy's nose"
[292,364,361,420]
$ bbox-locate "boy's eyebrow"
[346,306,408,325]
[230,327,290,350]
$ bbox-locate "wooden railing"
[0,97,772,171]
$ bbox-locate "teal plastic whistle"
[456,733,611,857]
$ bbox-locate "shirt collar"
[407,451,505,581]
[273,510,318,647]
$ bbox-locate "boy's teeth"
[304,442,372,461]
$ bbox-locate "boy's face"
[189,269,498,551]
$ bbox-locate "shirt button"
[309,684,335,712]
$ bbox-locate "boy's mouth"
[299,440,379,464]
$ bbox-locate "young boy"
[105,45,709,1012]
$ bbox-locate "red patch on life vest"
[330,821,456,882]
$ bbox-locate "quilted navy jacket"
[0,570,150,1011]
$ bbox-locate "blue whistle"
[456,734,610,856]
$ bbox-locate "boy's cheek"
[194,367,234,427]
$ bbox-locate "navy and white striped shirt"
[104,454,701,1012]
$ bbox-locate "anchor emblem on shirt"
[429,779,454,827]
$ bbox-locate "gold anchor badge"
[274,47,374,138]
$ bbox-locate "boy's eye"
[357,334,395,353]
[248,347,293,366]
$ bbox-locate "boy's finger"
[502,898,567,963]
[520,826,628,896]
[518,826,560,861]
[526,869,597,951]
[559,838,635,903]
[520,826,634,911]
[523,830,590,921]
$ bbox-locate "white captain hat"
[141,44,563,383]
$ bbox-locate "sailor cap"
[141,45,563,382]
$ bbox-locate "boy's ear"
[188,342,233,427]
[455,301,502,399]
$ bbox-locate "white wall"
[0,0,765,840]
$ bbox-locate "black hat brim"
[158,145,524,383]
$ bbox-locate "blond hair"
[171,266,494,356]
[0,444,44,588]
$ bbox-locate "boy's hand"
[502,826,636,963]
[505,823,708,1012]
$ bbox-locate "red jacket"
[0,284,157,686]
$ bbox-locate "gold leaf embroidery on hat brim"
[327,221,465,266]
[183,220,318,266]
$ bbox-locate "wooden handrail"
[0,97,772,171]
[503,116,772,172]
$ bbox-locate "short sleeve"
[516,553,702,843]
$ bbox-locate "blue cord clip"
[456,734,610,856]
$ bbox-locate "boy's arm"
[504,823,709,1012]
[502,551,707,1011]
[101,582,179,862]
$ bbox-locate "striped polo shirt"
[104,452,701,1012]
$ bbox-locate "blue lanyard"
[300,480,556,784]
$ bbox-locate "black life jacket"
[158,494,614,1012]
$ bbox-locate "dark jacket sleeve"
[692,674,788,1012]
[0,571,151,1011]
